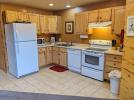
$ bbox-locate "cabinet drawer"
[105,61,122,69]
[38,48,46,53]
[46,47,52,51]
[52,47,59,51]
[105,54,122,62]
[105,66,120,73]
[124,46,134,62]
[59,48,67,53]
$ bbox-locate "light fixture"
[66,5,71,8]
[49,3,54,6]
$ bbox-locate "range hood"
[88,21,112,28]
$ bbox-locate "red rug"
[50,65,68,72]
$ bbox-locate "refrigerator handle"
[16,43,19,54]
[16,31,18,41]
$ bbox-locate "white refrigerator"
[5,23,39,78]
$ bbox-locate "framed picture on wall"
[65,21,74,34]
[127,16,134,36]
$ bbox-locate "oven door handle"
[82,52,104,57]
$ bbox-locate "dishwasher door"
[67,49,81,73]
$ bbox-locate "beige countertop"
[38,42,123,56]
[105,49,123,56]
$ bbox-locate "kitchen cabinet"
[47,16,61,34]
[38,48,46,67]
[52,47,59,64]
[75,12,88,34]
[112,6,125,34]
[4,10,18,23]
[39,15,48,33]
[17,12,30,22]
[46,47,53,65]
[59,48,67,67]
[104,54,122,80]
[99,8,112,22]
[88,8,112,23]
[88,10,99,23]
[29,13,41,34]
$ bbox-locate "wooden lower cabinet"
[46,47,53,65]
[38,48,46,67]
[38,47,68,67]
[59,52,67,67]
[52,47,59,64]
[59,48,67,67]
[104,54,122,80]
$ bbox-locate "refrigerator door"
[13,23,37,42]
[15,41,39,77]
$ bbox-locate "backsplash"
[60,27,120,46]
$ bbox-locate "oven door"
[82,51,104,71]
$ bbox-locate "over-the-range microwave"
[37,38,45,46]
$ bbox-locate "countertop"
[38,42,123,56]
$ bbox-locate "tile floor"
[0,66,118,99]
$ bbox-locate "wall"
[55,0,126,44]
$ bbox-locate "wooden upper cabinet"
[47,16,61,34]
[29,13,41,34]
[88,10,99,23]
[5,10,18,23]
[22,12,30,22]
[112,6,125,34]
[39,15,48,33]
[75,12,88,34]
[47,16,57,33]
[99,8,112,22]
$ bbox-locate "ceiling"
[0,0,108,11]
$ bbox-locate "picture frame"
[127,16,134,36]
[65,21,74,34]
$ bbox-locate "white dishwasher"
[67,49,81,73]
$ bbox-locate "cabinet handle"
[114,57,117,59]
[128,74,131,77]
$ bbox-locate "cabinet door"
[75,12,88,34]
[46,50,52,65]
[23,13,30,22]
[5,10,18,23]
[47,16,57,33]
[99,8,112,22]
[59,52,67,67]
[17,12,24,22]
[52,51,59,64]
[40,15,48,34]
[38,52,46,67]
[88,10,99,23]
[29,13,40,34]
[112,6,125,34]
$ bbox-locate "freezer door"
[13,23,37,42]
[15,41,39,77]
